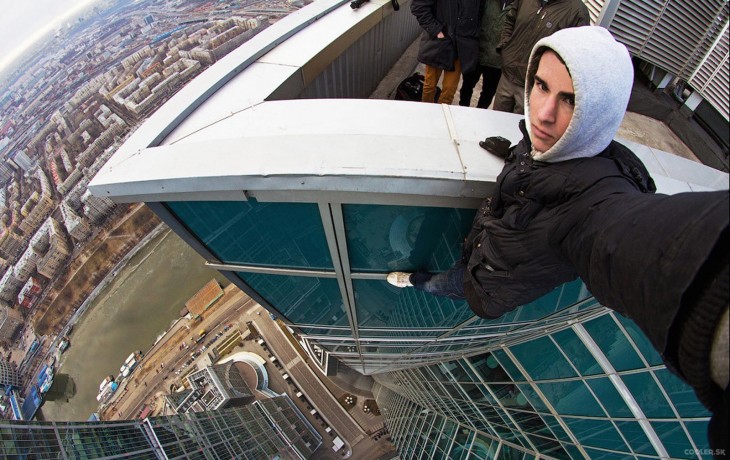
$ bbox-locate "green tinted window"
[343,204,474,272]
[167,200,333,269]
[353,279,472,330]
[511,336,577,380]
[236,272,344,326]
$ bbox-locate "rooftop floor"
[372,38,712,168]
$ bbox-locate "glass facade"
[0,396,321,459]
[167,200,333,270]
[56,0,730,457]
[374,311,711,458]
[162,197,712,458]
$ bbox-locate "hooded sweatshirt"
[462,26,654,320]
[523,26,634,163]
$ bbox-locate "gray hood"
[524,26,633,163]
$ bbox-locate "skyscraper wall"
[88,1,729,458]
[0,396,321,459]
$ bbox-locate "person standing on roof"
[492,0,589,113]
[459,0,513,108]
[387,26,728,450]
[411,0,483,105]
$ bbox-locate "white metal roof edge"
[88,99,727,203]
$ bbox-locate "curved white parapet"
[89,98,726,207]
[88,0,726,205]
[88,99,517,204]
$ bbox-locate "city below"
[1,0,381,457]
[0,0,728,458]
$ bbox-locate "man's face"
[528,50,575,153]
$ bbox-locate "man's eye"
[562,96,575,107]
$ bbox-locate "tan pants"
[492,74,525,114]
[422,59,462,104]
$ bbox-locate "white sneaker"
[387,272,413,288]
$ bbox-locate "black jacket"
[411,0,483,73]
[463,121,656,319]
[497,0,589,85]
[464,122,729,434]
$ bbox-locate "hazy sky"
[0,0,101,74]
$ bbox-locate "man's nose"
[537,97,557,123]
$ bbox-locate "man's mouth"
[531,124,552,142]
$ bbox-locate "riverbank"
[59,224,168,342]
[98,283,248,421]
[10,206,161,396]
[33,204,161,336]
[39,228,229,421]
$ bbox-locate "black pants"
[459,65,502,109]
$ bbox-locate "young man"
[389,26,640,313]
[492,0,589,114]
[459,0,512,109]
[411,0,482,105]
[388,26,728,449]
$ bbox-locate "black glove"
[479,136,512,159]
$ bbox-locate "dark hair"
[526,47,570,97]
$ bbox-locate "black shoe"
[479,136,512,159]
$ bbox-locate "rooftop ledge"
[88,0,728,205]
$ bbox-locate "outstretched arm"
[559,189,728,448]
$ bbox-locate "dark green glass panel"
[456,359,481,383]
[497,444,524,460]
[451,429,475,460]
[469,353,510,382]
[541,415,571,443]
[342,204,474,272]
[620,372,674,418]
[684,421,713,459]
[537,380,604,417]
[582,447,625,459]
[436,420,458,454]
[440,359,471,382]
[492,350,525,381]
[510,336,577,380]
[353,279,472,330]
[654,368,710,418]
[358,328,448,337]
[583,314,644,371]
[471,434,497,459]
[585,377,632,418]
[563,418,627,451]
[614,421,656,456]
[650,422,693,458]
[562,444,583,460]
[512,279,590,321]
[236,273,345,326]
[613,313,663,366]
[552,328,602,376]
[526,435,565,457]
[167,200,333,269]
[516,384,548,412]
[294,327,351,337]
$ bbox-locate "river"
[38,228,229,421]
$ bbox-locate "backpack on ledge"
[394,72,441,102]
